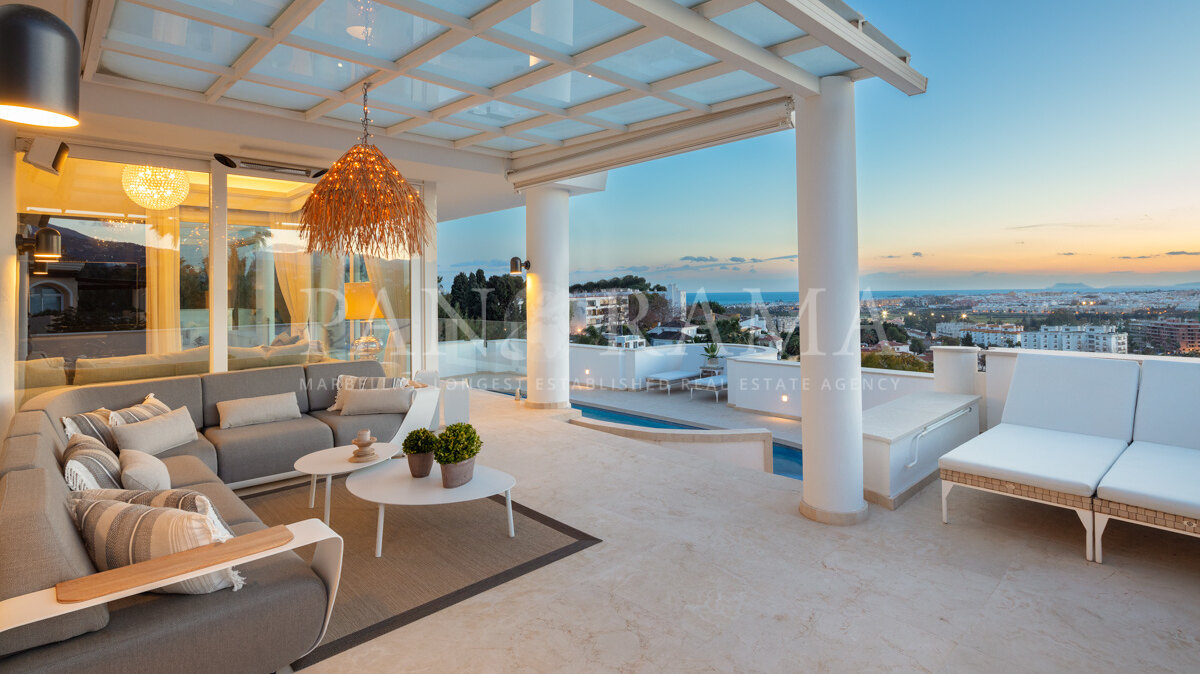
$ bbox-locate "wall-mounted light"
[16,223,62,260]
[0,5,80,128]
[584,369,590,375]
[781,394,789,403]
[510,256,530,275]
[31,261,47,275]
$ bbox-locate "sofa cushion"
[72,353,180,385]
[69,488,232,535]
[111,407,199,456]
[163,454,221,488]
[1001,353,1140,442]
[305,359,386,410]
[204,415,332,484]
[939,422,1128,497]
[18,357,68,390]
[155,435,218,474]
[201,366,309,429]
[0,434,60,478]
[187,481,262,527]
[108,393,172,425]
[1131,359,1200,450]
[1098,440,1200,519]
[0,468,108,657]
[228,346,271,370]
[119,450,172,491]
[62,435,122,491]
[5,410,65,463]
[328,375,409,412]
[24,375,204,448]
[61,408,117,449]
[217,391,302,429]
[310,408,405,446]
[340,386,413,415]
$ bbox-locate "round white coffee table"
[294,442,402,525]
[346,460,516,557]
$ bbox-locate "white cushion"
[1001,353,1140,441]
[119,449,172,491]
[339,387,413,415]
[217,391,302,429]
[647,370,699,381]
[1098,441,1200,519]
[939,423,1128,497]
[1132,359,1200,450]
[111,406,198,455]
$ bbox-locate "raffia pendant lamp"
[299,83,431,259]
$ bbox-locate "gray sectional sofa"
[0,359,439,672]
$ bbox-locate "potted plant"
[435,422,482,488]
[702,341,724,368]
[402,428,439,478]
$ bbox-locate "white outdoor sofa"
[687,375,728,401]
[645,370,701,394]
[939,353,1139,561]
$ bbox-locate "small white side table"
[293,442,402,525]
[346,460,516,557]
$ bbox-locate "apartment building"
[1128,317,1200,352]
[570,292,632,333]
[1020,324,1128,354]
[936,322,1023,347]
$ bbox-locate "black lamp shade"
[33,226,61,260]
[0,5,80,128]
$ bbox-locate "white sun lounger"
[645,370,700,394]
[688,375,728,401]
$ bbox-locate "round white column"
[524,185,571,409]
[0,125,18,431]
[795,77,868,525]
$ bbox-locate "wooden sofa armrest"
[0,519,343,657]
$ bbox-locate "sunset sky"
[438,0,1200,292]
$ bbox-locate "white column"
[795,76,868,525]
[524,185,570,409]
[208,160,229,372]
[0,126,18,430]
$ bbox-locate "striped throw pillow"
[69,499,244,595]
[62,435,121,491]
[108,393,172,426]
[61,408,116,449]
[329,375,410,411]
[69,488,233,537]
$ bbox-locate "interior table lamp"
[344,282,384,360]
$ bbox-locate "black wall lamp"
[510,256,530,275]
[0,5,81,128]
[16,223,62,261]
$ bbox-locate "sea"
[686,289,1031,305]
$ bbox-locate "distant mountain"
[58,227,145,266]
[1047,282,1093,290]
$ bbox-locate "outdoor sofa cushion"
[62,435,122,490]
[217,391,302,429]
[305,359,386,410]
[309,408,405,446]
[647,370,700,382]
[200,366,309,428]
[1000,353,1140,441]
[1097,441,1200,520]
[339,387,412,415]
[938,423,1128,497]
[119,450,172,491]
[111,407,198,455]
[204,415,333,484]
[1131,359,1200,449]
[0,434,59,478]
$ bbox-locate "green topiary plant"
[436,423,482,465]
[403,428,440,455]
[703,341,723,359]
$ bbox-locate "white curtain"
[364,257,411,377]
[145,210,182,354]
[274,250,311,338]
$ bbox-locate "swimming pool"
[571,403,803,480]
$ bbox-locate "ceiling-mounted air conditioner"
[213,153,327,179]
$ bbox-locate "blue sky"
[438,0,1200,292]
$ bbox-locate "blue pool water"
[571,403,803,480]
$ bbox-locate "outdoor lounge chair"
[1094,359,1200,563]
[645,370,701,394]
[688,375,728,401]
[939,353,1140,561]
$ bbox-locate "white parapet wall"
[570,342,776,390]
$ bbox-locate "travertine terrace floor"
[308,390,1200,672]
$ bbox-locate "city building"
[569,291,632,333]
[937,322,1023,347]
[645,321,700,346]
[1128,318,1200,352]
[601,333,646,349]
[1020,325,1128,354]
[665,283,687,318]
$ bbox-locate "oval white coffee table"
[294,443,401,525]
[346,460,516,557]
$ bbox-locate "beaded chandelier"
[299,82,431,259]
[121,165,190,211]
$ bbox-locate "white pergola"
[1,0,925,525]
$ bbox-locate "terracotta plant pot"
[407,452,433,478]
[440,457,475,488]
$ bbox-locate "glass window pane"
[292,0,447,62]
[326,102,409,128]
[436,0,497,19]
[493,0,640,55]
[587,97,685,125]
[107,2,255,66]
[372,75,467,112]
[522,118,602,141]
[98,51,220,92]
[14,155,210,398]
[593,37,717,84]
[669,70,774,105]
[784,45,859,77]
[711,3,806,48]
[412,38,545,88]
[171,0,290,26]
[510,71,622,108]
[407,122,480,141]
[447,100,540,128]
[252,44,376,91]
[225,80,326,111]
[476,137,541,151]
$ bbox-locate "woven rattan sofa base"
[940,469,1093,510]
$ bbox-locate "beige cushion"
[69,498,242,594]
[73,353,178,385]
[62,408,117,449]
[108,393,172,425]
[69,488,232,536]
[217,392,302,429]
[112,407,199,455]
[18,357,67,389]
[120,449,172,491]
[339,386,413,416]
[228,346,271,370]
[329,374,409,411]
[62,435,122,491]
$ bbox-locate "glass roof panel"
[712,3,806,47]
[510,72,622,108]
[107,2,254,67]
[522,118,602,141]
[447,101,540,128]
[437,0,497,19]
[784,45,859,77]
[476,137,541,151]
[669,70,775,105]
[372,76,468,112]
[326,103,409,128]
[407,122,478,141]
[588,97,684,125]
[251,44,375,91]
[594,37,717,84]
[292,0,447,62]
[411,38,544,89]
[493,0,640,56]
[669,0,706,6]
[98,50,219,92]
[225,80,325,111]
[171,0,290,26]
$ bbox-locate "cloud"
[728,256,746,263]
[619,265,650,272]
[1166,251,1200,256]
[881,255,901,259]
[764,254,798,261]
[911,252,924,258]
[1007,222,1103,231]
[718,265,729,270]
[680,255,718,262]
[1115,255,1158,260]
[1058,252,1076,256]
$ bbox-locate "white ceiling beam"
[205,0,323,102]
[758,0,926,95]
[82,0,116,80]
[101,39,234,77]
[374,0,473,31]
[595,0,820,96]
[123,0,271,38]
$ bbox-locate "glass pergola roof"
[89,0,923,158]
